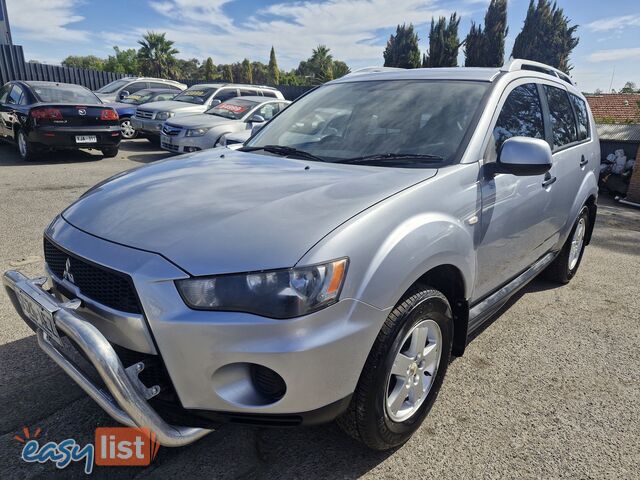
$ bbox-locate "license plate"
[161,135,173,145]
[16,288,62,345]
[76,135,97,144]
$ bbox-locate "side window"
[543,85,578,149]
[491,83,545,158]
[262,90,277,98]
[125,82,148,94]
[0,84,11,103]
[239,88,258,97]
[149,82,170,89]
[569,93,590,141]
[156,93,175,101]
[214,88,238,103]
[256,103,278,120]
[7,85,24,105]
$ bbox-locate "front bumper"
[2,270,211,447]
[160,133,210,154]
[131,117,164,137]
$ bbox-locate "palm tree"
[137,32,179,78]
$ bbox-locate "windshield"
[121,91,154,105]
[174,87,216,105]
[32,84,102,104]
[206,99,258,119]
[246,80,489,166]
[96,79,130,94]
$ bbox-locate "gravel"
[1,140,638,479]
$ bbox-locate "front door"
[474,81,559,302]
[0,83,13,139]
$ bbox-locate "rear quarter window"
[569,94,590,141]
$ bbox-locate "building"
[0,0,12,45]
[586,93,640,203]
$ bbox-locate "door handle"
[542,174,557,188]
[579,155,588,167]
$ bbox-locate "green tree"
[224,64,234,82]
[512,0,579,73]
[423,14,461,68]
[62,55,105,70]
[103,47,139,75]
[203,57,215,81]
[241,59,253,84]
[383,23,421,69]
[137,31,179,78]
[332,60,351,78]
[484,0,508,67]
[251,61,269,84]
[620,81,638,93]
[268,46,280,85]
[464,22,485,67]
[297,45,337,84]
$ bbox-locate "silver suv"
[94,77,186,103]
[3,60,599,451]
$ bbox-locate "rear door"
[474,81,559,302]
[0,83,12,138]
[0,84,24,140]
[540,83,593,233]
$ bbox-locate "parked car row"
[0,76,288,160]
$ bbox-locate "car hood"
[62,150,437,276]
[166,114,236,129]
[139,100,205,114]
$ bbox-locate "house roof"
[596,123,640,143]
[585,93,640,123]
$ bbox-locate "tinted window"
[493,83,544,154]
[569,94,590,141]
[0,84,11,103]
[125,82,147,94]
[263,90,278,98]
[543,85,577,149]
[239,89,258,96]
[7,84,24,105]
[32,84,100,104]
[213,88,238,103]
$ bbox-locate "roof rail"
[502,58,574,86]
[344,66,405,77]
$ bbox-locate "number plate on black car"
[76,135,97,144]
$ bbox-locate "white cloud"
[587,47,640,63]
[586,14,640,32]
[6,0,90,42]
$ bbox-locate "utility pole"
[0,0,13,45]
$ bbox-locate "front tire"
[544,206,589,284]
[17,130,39,161]
[337,287,453,450]
[119,118,138,139]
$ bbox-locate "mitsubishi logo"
[63,258,75,284]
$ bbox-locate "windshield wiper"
[241,145,328,163]
[337,153,445,166]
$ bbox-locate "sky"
[4,0,640,93]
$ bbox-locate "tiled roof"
[596,123,640,143]
[585,93,640,123]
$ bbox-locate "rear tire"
[17,130,39,161]
[101,147,119,158]
[337,287,453,450]
[544,206,589,284]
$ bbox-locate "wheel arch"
[583,194,597,246]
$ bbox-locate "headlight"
[175,258,348,318]
[185,127,211,137]
[155,111,174,120]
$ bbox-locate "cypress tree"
[224,64,233,82]
[242,58,253,84]
[383,24,421,69]
[268,46,280,85]
[484,0,509,67]
[423,14,461,68]
[464,22,486,67]
[203,57,215,81]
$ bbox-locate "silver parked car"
[3,60,599,450]
[161,97,290,153]
[132,84,285,144]
[94,77,186,103]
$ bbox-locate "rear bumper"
[29,126,121,148]
[2,270,212,447]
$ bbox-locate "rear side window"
[214,88,238,103]
[7,84,24,105]
[569,94,590,141]
[125,82,148,94]
[543,85,577,149]
[0,84,11,103]
[262,90,278,98]
[492,83,545,154]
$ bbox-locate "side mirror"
[251,123,265,136]
[210,99,222,107]
[118,90,130,100]
[494,136,552,176]
[248,114,266,124]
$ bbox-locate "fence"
[1,44,314,100]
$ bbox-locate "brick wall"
[627,145,640,202]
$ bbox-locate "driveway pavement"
[0,140,638,479]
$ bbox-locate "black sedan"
[0,81,121,161]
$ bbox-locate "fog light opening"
[250,364,286,402]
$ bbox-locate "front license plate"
[76,135,97,144]
[16,289,62,345]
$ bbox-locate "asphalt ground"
[0,139,638,479]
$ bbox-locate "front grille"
[136,109,154,119]
[44,238,142,314]
[161,142,179,152]
[162,124,181,136]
